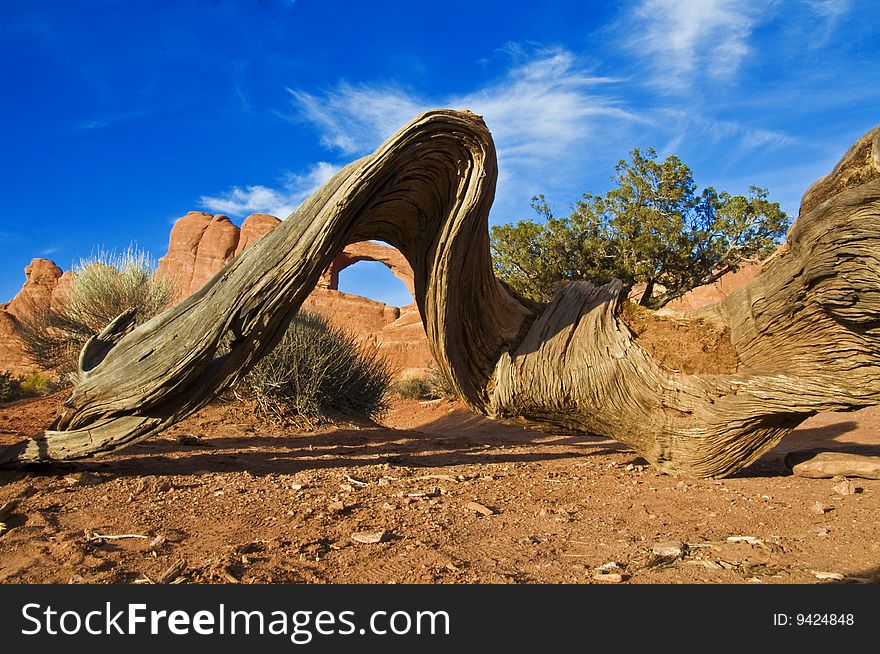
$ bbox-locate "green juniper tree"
[491,148,790,309]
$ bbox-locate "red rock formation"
[155,211,429,369]
[6,259,64,320]
[1,259,67,375]
[665,262,766,313]
[0,310,30,376]
[157,212,241,299]
[235,213,282,258]
[319,241,415,296]
[2,218,432,376]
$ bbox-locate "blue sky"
[2,0,879,306]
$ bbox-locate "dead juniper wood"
[2,110,880,478]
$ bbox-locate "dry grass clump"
[17,245,175,379]
[0,371,57,403]
[394,368,431,399]
[426,364,456,400]
[238,311,392,428]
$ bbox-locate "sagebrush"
[238,311,392,427]
[0,372,22,403]
[17,245,176,379]
[427,365,456,400]
[394,368,430,399]
[0,371,55,403]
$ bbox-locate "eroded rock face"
[155,211,428,369]
[665,262,766,313]
[1,259,69,375]
[235,213,282,258]
[0,310,30,376]
[6,259,64,320]
[320,241,415,297]
[157,212,241,299]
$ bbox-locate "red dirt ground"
[1,394,878,584]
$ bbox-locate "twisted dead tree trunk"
[2,110,879,478]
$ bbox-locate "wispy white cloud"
[624,0,767,92]
[75,107,157,130]
[806,0,851,18]
[658,109,796,154]
[802,0,853,48]
[286,47,641,218]
[289,83,423,154]
[199,161,341,219]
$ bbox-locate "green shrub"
[17,245,176,379]
[238,311,392,428]
[0,372,22,403]
[394,369,431,400]
[0,371,55,403]
[20,372,55,396]
[427,364,457,400]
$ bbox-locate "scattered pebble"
[148,534,167,550]
[407,487,440,498]
[808,526,830,537]
[594,561,624,572]
[813,571,845,581]
[652,541,686,559]
[686,559,723,570]
[465,501,495,516]
[64,472,101,487]
[593,572,626,583]
[727,535,763,546]
[811,501,829,515]
[832,478,857,496]
[352,531,388,544]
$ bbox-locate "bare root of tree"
[2,110,879,478]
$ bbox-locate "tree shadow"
[0,406,631,483]
[732,419,880,479]
[2,398,877,483]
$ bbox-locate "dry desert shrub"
[426,364,456,400]
[394,368,431,399]
[238,310,392,428]
[17,245,176,380]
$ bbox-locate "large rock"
[1,217,433,376]
[785,451,880,480]
[320,241,415,296]
[1,259,67,376]
[0,310,31,376]
[157,212,241,299]
[666,261,766,313]
[235,213,282,258]
[6,258,64,320]
[156,210,429,369]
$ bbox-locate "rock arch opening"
[337,260,414,307]
[319,241,415,308]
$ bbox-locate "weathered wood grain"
[2,110,879,478]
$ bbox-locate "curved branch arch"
[3,110,879,478]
